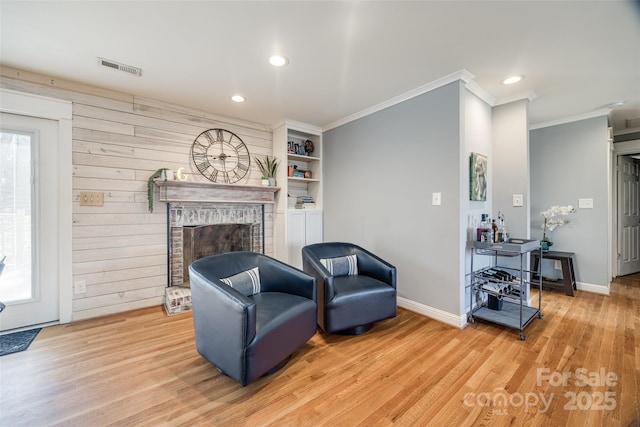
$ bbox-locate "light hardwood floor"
[1,277,638,426]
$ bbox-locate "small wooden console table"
[531,250,576,297]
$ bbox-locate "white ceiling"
[1,1,639,133]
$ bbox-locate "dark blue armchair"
[302,242,396,335]
[189,251,317,386]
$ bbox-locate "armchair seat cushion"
[246,293,317,381]
[252,293,317,339]
[332,275,393,297]
[327,276,396,332]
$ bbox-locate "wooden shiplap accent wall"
[0,66,275,321]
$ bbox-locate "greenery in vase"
[255,156,279,179]
[147,168,169,213]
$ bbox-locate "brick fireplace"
[154,180,279,288]
[168,203,264,287]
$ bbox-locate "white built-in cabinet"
[286,209,323,268]
[272,120,323,267]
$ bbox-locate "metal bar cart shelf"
[467,239,543,340]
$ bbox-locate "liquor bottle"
[477,214,488,241]
[497,211,508,242]
[483,215,493,243]
[492,218,498,242]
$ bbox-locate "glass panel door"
[0,130,35,303]
[0,112,59,331]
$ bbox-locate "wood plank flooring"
[1,277,639,426]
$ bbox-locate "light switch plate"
[513,194,523,207]
[80,191,104,206]
[432,192,441,206]
[578,198,593,209]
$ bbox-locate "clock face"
[191,128,250,183]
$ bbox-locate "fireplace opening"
[182,224,255,284]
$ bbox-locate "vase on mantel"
[540,237,553,251]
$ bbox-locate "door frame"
[1,88,72,325]
[612,138,640,278]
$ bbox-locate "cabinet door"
[305,210,323,245]
[287,210,306,268]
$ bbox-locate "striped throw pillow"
[220,267,261,296]
[320,254,358,277]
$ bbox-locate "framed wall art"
[470,152,487,201]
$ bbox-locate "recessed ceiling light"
[503,75,524,85]
[231,95,245,103]
[269,55,289,67]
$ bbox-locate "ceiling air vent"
[625,117,640,129]
[97,57,142,76]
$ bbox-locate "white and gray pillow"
[220,267,261,296]
[320,254,358,277]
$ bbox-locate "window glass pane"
[0,131,33,302]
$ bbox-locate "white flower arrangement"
[540,205,576,243]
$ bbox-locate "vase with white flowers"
[540,205,576,250]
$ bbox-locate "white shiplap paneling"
[1,66,276,321]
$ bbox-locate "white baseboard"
[397,296,466,329]
[397,282,609,332]
[576,282,610,295]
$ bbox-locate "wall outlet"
[432,192,441,206]
[74,280,87,294]
[554,260,562,270]
[513,194,524,207]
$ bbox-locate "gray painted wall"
[488,100,532,279]
[323,81,463,315]
[492,100,530,239]
[530,116,610,290]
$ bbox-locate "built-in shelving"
[287,177,321,183]
[272,120,323,264]
[288,153,320,163]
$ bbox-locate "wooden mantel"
[154,179,280,204]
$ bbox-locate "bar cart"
[467,239,543,340]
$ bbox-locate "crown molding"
[322,69,475,132]
[494,90,538,107]
[465,80,496,106]
[270,119,322,135]
[529,108,611,131]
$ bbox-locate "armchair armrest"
[189,267,257,348]
[302,250,336,303]
[258,257,317,302]
[354,248,397,289]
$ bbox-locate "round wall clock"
[191,128,250,183]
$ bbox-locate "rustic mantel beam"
[154,179,280,204]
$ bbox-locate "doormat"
[0,328,41,356]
